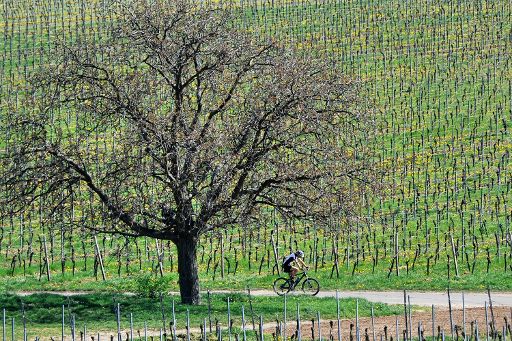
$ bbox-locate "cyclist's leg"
[283,264,292,284]
[290,266,299,281]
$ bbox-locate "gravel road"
[211,289,512,308]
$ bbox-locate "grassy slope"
[0,253,510,293]
[1,0,512,292]
[0,293,401,339]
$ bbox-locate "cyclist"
[282,250,307,281]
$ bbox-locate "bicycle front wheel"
[273,277,292,296]
[301,278,320,296]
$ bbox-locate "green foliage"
[133,273,169,298]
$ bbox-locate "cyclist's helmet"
[295,250,305,258]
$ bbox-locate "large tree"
[1,1,375,304]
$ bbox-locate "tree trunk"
[175,236,201,304]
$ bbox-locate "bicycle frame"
[291,271,308,289]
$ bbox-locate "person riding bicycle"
[282,250,307,281]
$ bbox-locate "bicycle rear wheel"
[273,277,292,296]
[301,278,320,296]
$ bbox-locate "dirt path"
[15,290,512,308]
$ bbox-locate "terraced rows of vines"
[1,0,511,292]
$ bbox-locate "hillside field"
[0,0,511,293]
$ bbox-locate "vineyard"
[1,290,512,341]
[1,0,512,297]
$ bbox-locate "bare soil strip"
[265,306,512,341]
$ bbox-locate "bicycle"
[273,270,320,296]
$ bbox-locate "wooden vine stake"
[221,233,225,278]
[93,235,106,281]
[450,234,459,277]
[271,230,280,275]
[43,235,51,281]
[155,240,164,277]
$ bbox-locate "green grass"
[0,257,510,294]
[0,293,402,340]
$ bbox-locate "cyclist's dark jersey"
[282,253,297,272]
